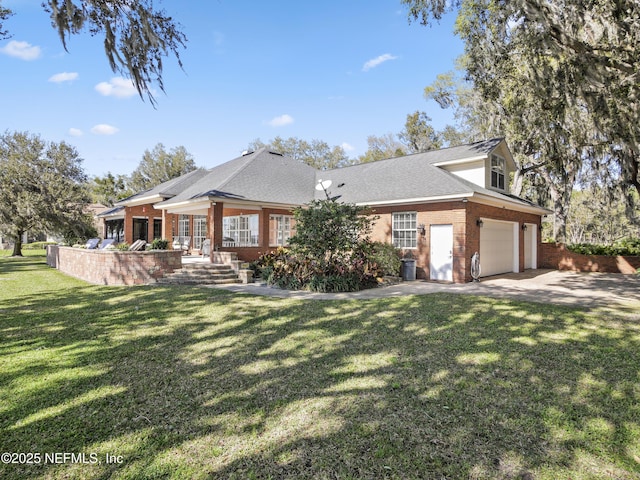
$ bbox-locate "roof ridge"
[212,147,270,192]
[325,137,505,173]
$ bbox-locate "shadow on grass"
[1,257,639,479]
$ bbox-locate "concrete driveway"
[212,269,640,309]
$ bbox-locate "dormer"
[432,138,515,193]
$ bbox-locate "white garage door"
[479,219,518,277]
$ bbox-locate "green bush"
[23,241,58,250]
[253,199,392,292]
[255,244,383,293]
[115,242,130,251]
[567,238,640,256]
[149,238,169,250]
[366,241,402,276]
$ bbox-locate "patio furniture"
[129,239,146,251]
[200,239,211,258]
[172,236,191,255]
[99,238,116,249]
[85,238,100,249]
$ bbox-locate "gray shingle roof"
[315,138,505,204]
[122,138,546,214]
[117,168,209,205]
[156,148,317,207]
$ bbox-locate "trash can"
[401,259,416,281]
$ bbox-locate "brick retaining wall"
[47,245,183,285]
[541,243,640,274]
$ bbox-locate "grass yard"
[1,252,639,479]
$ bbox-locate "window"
[153,219,162,240]
[269,215,295,246]
[193,215,207,249]
[491,154,506,190]
[178,214,190,238]
[223,214,259,247]
[392,212,417,248]
[133,218,148,242]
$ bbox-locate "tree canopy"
[0,0,186,105]
[0,131,93,256]
[403,0,640,242]
[248,137,352,170]
[129,143,196,192]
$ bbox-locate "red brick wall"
[368,201,542,283]
[217,206,295,262]
[466,202,542,281]
[541,243,640,274]
[47,245,183,285]
[124,204,163,244]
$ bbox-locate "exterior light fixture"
[417,223,426,236]
[522,224,528,231]
[476,219,483,227]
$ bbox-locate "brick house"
[109,138,550,283]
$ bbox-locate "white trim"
[158,198,298,212]
[117,194,165,207]
[432,155,487,166]
[357,193,474,207]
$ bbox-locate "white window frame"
[392,212,417,249]
[491,154,506,190]
[193,215,207,250]
[178,214,190,238]
[269,214,295,247]
[223,214,259,247]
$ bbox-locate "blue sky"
[0,0,463,177]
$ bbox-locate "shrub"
[149,238,169,250]
[23,241,57,250]
[567,238,640,256]
[115,242,130,251]
[253,199,392,292]
[365,241,402,276]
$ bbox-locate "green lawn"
[1,253,639,479]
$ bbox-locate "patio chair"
[99,238,116,249]
[200,239,211,258]
[181,237,191,255]
[85,238,100,249]
[172,237,183,251]
[128,239,146,251]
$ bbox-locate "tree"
[357,133,407,164]
[0,1,186,105]
[248,136,352,170]
[0,131,92,256]
[401,0,640,197]
[399,111,443,153]
[88,172,132,206]
[129,143,196,192]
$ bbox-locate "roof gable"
[156,148,317,208]
[117,168,209,206]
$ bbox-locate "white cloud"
[362,53,398,72]
[49,72,79,83]
[341,142,355,152]
[95,77,137,98]
[267,114,294,127]
[68,128,83,137]
[90,124,119,135]
[0,40,42,61]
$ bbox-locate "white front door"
[524,223,537,269]
[430,224,453,281]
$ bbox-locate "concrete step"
[157,262,242,285]
[157,277,242,285]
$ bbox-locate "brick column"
[124,207,134,244]
[208,202,224,263]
